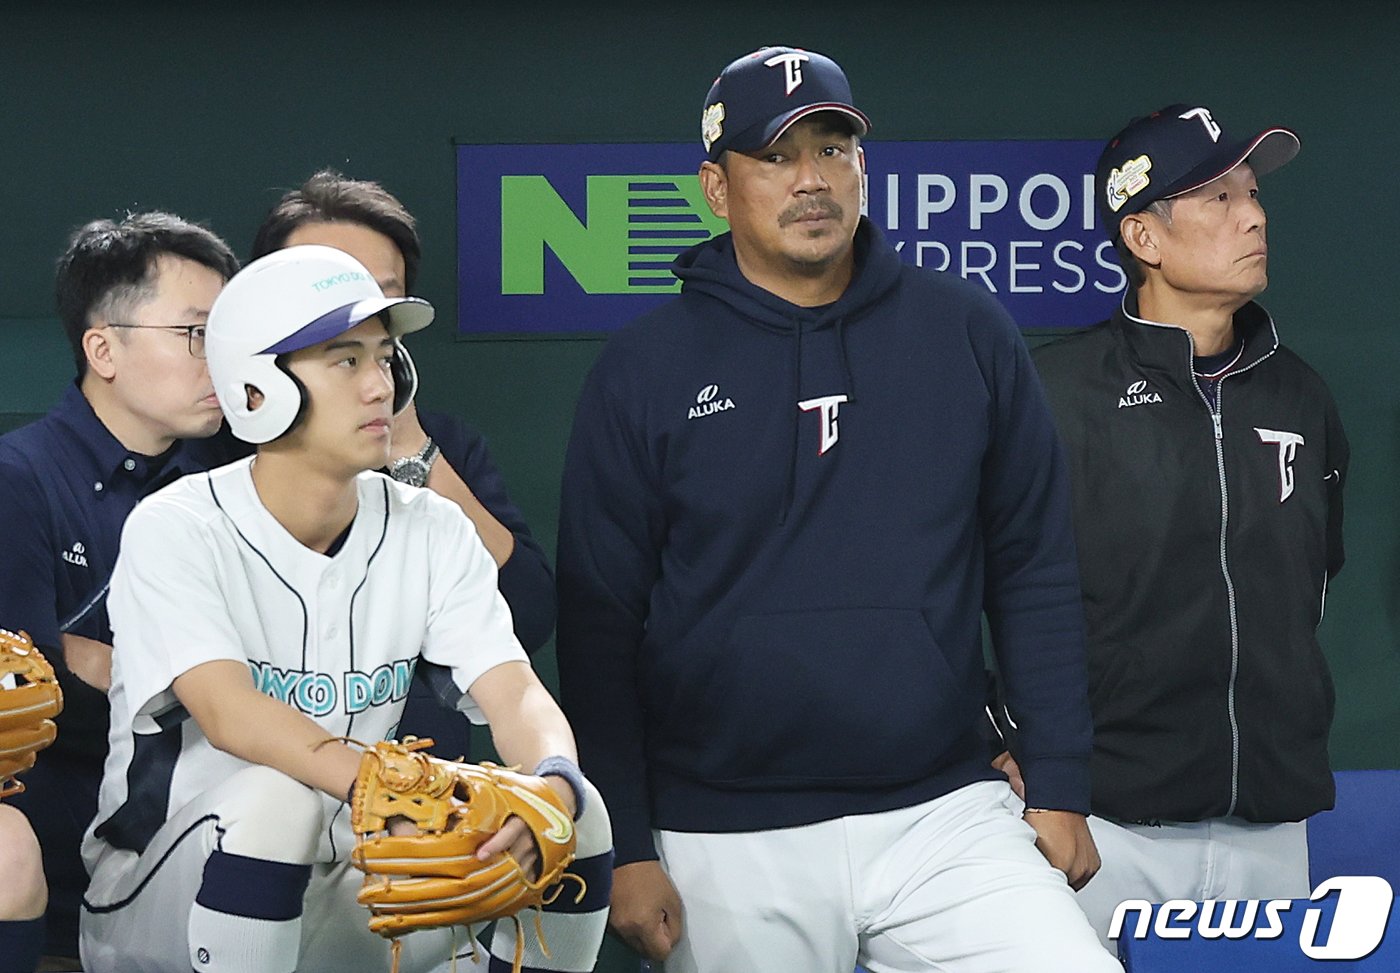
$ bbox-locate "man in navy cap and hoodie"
[556,45,1118,973]
[1030,106,1348,947]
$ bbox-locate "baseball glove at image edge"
[0,628,64,798]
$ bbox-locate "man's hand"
[475,776,577,880]
[610,860,684,962]
[991,750,1025,801]
[1025,809,1100,891]
[477,815,541,878]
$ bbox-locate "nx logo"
[688,384,735,420]
[765,52,810,95]
[500,175,727,296]
[62,542,89,568]
[1117,379,1162,409]
[1110,876,1394,960]
[798,394,849,455]
[1179,107,1222,143]
[1256,427,1305,502]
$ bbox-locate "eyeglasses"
[105,323,208,359]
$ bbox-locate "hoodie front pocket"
[649,607,978,788]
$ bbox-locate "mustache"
[778,199,843,227]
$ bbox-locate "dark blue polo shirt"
[0,382,234,957]
[0,384,229,755]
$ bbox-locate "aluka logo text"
[1118,379,1162,409]
[688,384,735,420]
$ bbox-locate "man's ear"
[1121,213,1163,272]
[83,327,117,380]
[699,159,729,220]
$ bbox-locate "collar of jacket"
[1113,290,1281,393]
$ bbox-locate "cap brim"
[720,103,872,160]
[763,103,871,148]
[261,295,435,355]
[1164,127,1300,200]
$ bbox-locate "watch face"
[393,459,428,487]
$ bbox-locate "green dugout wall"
[3,3,1396,967]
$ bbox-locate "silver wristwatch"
[388,438,440,487]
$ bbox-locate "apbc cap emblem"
[1106,155,1153,213]
[702,103,725,153]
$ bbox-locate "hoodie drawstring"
[779,317,803,526]
[779,314,858,526]
[834,316,855,403]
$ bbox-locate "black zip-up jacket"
[1032,295,1348,825]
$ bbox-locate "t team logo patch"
[798,394,849,455]
[764,51,810,95]
[1179,106,1223,142]
[1106,155,1153,213]
[62,541,89,567]
[1256,427,1305,502]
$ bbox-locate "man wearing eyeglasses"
[0,211,239,967]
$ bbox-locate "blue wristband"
[533,755,586,820]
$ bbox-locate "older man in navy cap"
[556,45,1117,973]
[1030,106,1349,948]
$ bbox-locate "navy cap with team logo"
[701,46,871,162]
[1096,104,1299,238]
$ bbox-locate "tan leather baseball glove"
[0,629,63,798]
[349,737,581,973]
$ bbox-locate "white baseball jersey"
[82,457,527,869]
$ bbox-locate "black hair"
[250,170,422,291]
[55,211,239,378]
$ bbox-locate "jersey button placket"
[323,572,341,641]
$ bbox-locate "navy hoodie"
[557,218,1093,866]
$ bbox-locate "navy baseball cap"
[1097,104,1299,237]
[701,46,871,162]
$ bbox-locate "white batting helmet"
[206,245,434,444]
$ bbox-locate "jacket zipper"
[1131,299,1282,817]
[1203,346,1275,818]
[1208,399,1242,817]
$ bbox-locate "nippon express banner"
[456,141,1127,336]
